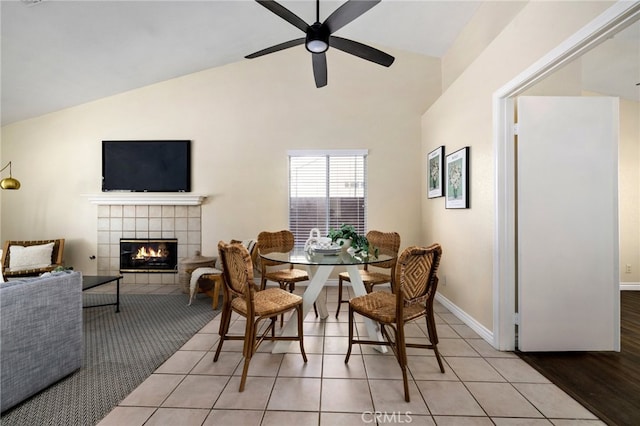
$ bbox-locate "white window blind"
[289,150,367,247]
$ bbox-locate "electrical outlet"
[626,264,632,274]
[441,275,446,286]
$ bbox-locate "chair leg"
[211,276,222,310]
[213,334,225,362]
[280,281,291,327]
[396,325,411,402]
[239,317,257,392]
[213,302,232,362]
[425,312,445,373]
[239,357,252,392]
[345,304,354,363]
[336,276,345,318]
[433,346,445,374]
[296,304,308,363]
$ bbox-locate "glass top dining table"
[260,248,393,353]
[260,247,394,267]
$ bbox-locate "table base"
[271,264,386,353]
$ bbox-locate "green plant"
[327,224,375,255]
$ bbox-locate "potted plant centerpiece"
[327,224,376,255]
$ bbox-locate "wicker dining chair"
[345,244,444,402]
[214,241,307,392]
[335,230,400,318]
[197,239,257,309]
[257,230,309,292]
[257,230,315,324]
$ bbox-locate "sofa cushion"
[0,270,75,288]
[9,242,54,270]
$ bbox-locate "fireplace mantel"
[85,193,207,206]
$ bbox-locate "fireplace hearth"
[120,238,178,273]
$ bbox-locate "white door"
[517,96,619,352]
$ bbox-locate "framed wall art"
[427,146,444,198]
[445,147,470,209]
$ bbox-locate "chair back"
[2,239,65,270]
[393,244,442,307]
[257,230,295,269]
[218,241,257,306]
[229,238,259,273]
[365,230,400,270]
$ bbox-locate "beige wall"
[1,47,440,275]
[619,97,640,283]
[441,1,526,92]
[421,1,614,331]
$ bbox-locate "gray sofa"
[1,271,83,412]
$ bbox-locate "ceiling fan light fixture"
[305,23,329,53]
[306,39,328,53]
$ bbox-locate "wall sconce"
[0,162,21,190]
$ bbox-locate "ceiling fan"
[245,0,395,88]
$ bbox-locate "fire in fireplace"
[120,238,178,273]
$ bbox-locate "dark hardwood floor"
[517,291,640,426]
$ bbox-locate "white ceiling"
[580,20,640,101]
[1,0,481,125]
[1,0,638,126]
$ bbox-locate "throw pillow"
[9,242,54,271]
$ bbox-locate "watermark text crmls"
[361,411,413,424]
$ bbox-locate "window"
[289,150,368,247]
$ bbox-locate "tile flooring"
[93,283,603,425]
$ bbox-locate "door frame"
[493,0,640,351]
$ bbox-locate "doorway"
[493,2,640,351]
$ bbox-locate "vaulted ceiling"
[2,0,638,126]
[1,0,481,125]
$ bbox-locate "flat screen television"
[102,140,191,192]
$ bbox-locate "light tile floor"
[93,283,604,426]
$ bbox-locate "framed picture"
[427,146,444,198]
[445,147,470,209]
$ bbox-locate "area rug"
[0,293,219,426]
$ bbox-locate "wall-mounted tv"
[102,140,191,192]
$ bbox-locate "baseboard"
[435,292,495,347]
[620,283,640,291]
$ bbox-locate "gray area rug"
[1,292,219,426]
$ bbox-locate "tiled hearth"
[96,204,202,286]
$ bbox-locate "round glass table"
[260,247,394,353]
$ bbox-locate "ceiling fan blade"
[256,0,309,33]
[245,38,305,59]
[312,52,328,88]
[324,0,381,34]
[330,36,394,67]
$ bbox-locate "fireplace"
[120,238,178,273]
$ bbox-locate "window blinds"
[289,151,367,247]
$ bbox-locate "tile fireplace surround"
[93,194,206,287]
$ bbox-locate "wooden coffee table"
[82,275,121,312]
